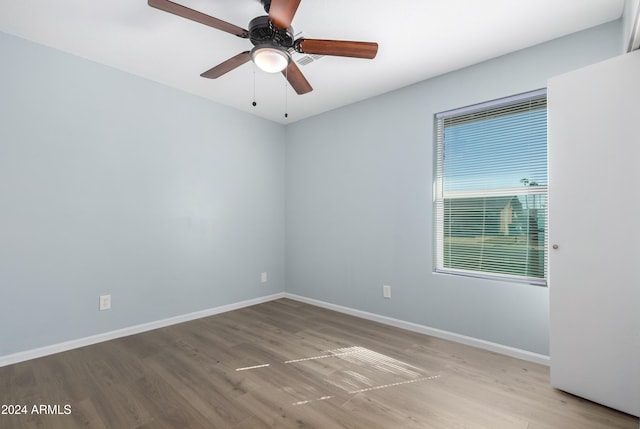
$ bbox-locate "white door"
[548,50,640,417]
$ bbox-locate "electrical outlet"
[383,285,391,299]
[99,294,111,311]
[261,272,268,283]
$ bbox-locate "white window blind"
[434,89,547,285]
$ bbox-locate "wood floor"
[1,298,637,428]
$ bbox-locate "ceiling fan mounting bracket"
[260,0,272,14]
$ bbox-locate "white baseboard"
[284,293,550,366]
[0,293,286,368]
[1,291,549,368]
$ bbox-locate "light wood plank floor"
[1,298,637,428]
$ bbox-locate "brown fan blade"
[148,0,248,38]
[201,52,251,79]
[268,0,301,29]
[295,39,378,59]
[282,61,312,95]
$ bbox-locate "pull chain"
[252,64,257,107]
[284,66,288,118]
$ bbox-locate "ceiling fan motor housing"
[249,15,294,49]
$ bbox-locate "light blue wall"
[285,21,622,356]
[0,19,624,359]
[0,32,286,355]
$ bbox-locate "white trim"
[626,0,640,52]
[285,293,550,366]
[0,293,285,368]
[631,14,640,52]
[1,291,549,368]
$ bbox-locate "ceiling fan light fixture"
[251,45,291,73]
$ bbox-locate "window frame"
[433,89,548,286]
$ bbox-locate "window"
[434,89,547,285]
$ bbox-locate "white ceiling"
[0,0,625,124]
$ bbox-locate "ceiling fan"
[148,0,379,94]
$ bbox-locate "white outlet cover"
[383,285,391,298]
[99,294,111,311]
[261,272,268,283]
